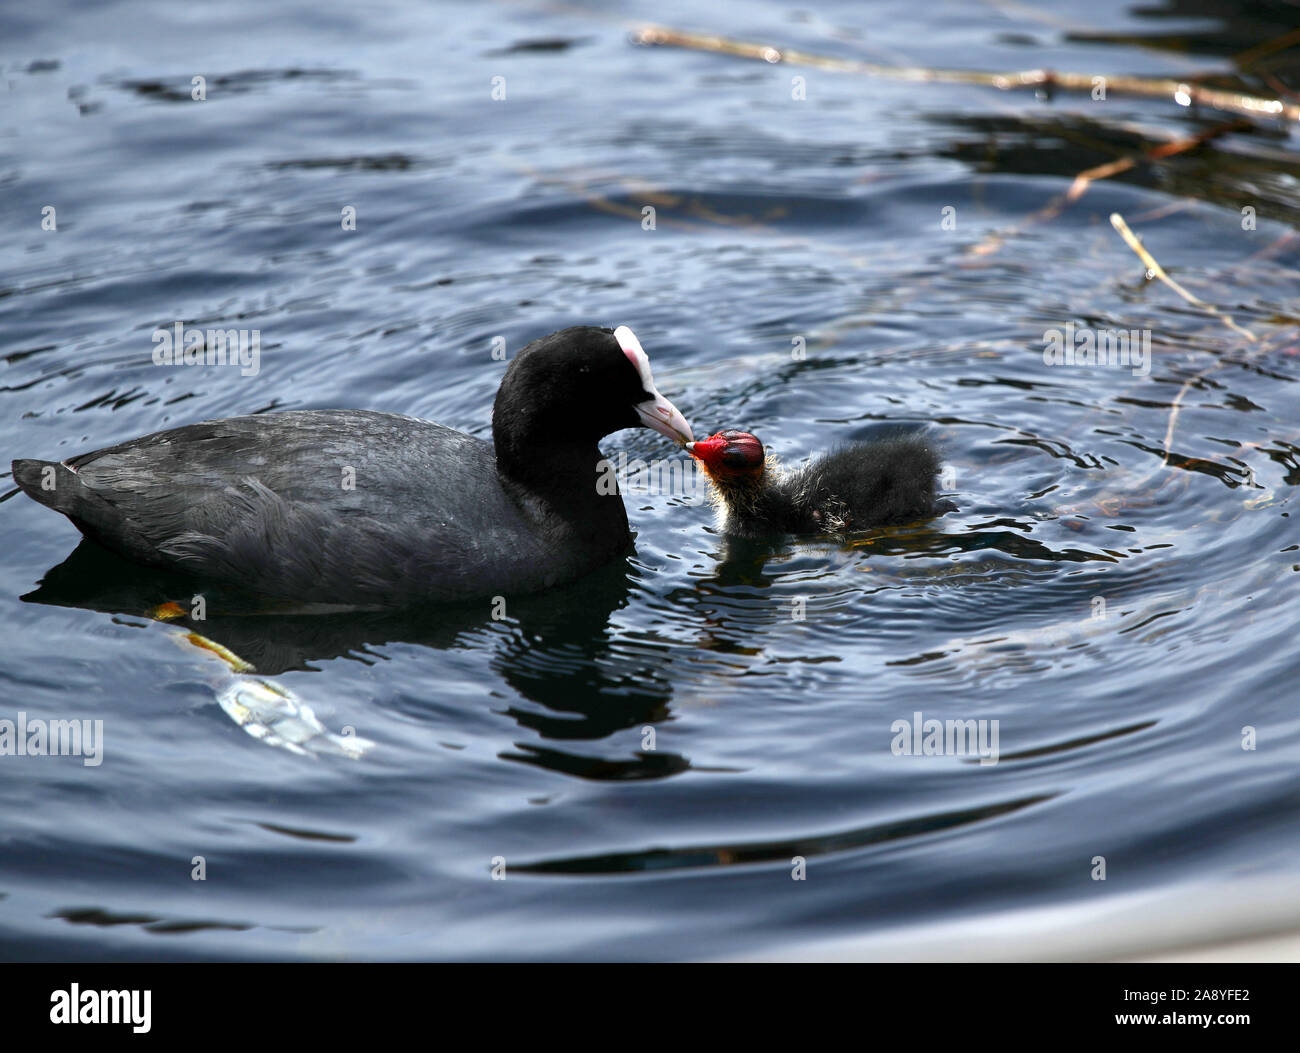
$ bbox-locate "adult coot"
[12,326,693,608]
[687,429,949,538]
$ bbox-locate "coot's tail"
[12,459,88,517]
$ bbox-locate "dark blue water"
[3,0,1299,960]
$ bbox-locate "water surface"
[2,0,1299,959]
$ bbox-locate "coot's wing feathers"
[13,410,554,605]
[158,475,557,607]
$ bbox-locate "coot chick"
[687,429,948,538]
[12,326,693,609]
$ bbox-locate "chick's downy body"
[689,430,947,538]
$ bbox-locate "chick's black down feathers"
[710,434,948,538]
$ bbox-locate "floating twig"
[1109,213,1256,343]
[971,120,1249,257]
[634,25,1300,124]
[1109,212,1258,461]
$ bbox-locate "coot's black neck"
[495,439,631,553]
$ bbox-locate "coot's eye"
[722,448,754,469]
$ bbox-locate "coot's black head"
[493,326,693,471]
[686,429,766,485]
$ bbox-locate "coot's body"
[15,411,598,607]
[12,326,693,608]
[688,430,948,538]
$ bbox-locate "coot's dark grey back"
[15,410,567,607]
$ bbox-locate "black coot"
[11,326,693,608]
[687,429,950,538]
